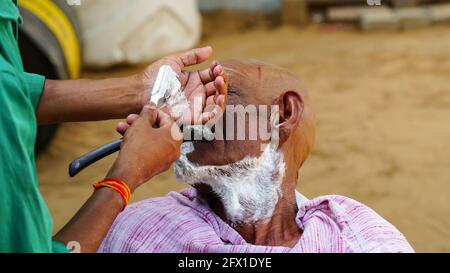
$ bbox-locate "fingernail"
[147,102,157,109]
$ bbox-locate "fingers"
[140,103,158,126]
[215,94,226,111]
[116,121,129,136]
[199,61,223,84]
[116,113,140,135]
[156,109,175,128]
[204,73,226,95]
[176,46,212,68]
[157,109,183,142]
[200,109,216,124]
[198,64,215,84]
[204,75,227,109]
[189,93,206,125]
[204,81,217,97]
[126,114,139,125]
[200,104,223,124]
[214,75,227,97]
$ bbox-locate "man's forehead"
[222,59,287,82]
[222,59,303,105]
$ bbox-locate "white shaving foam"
[183,125,215,141]
[180,141,195,155]
[174,142,285,226]
[151,65,189,119]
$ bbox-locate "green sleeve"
[23,72,45,110]
[52,240,70,253]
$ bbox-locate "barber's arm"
[36,46,226,124]
[53,104,182,252]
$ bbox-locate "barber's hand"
[138,46,228,125]
[107,103,182,192]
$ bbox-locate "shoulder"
[98,188,214,253]
[299,195,414,253]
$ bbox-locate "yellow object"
[18,0,81,79]
[93,179,132,211]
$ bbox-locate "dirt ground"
[37,24,450,252]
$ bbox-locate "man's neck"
[196,177,302,247]
[234,193,301,247]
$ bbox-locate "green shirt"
[0,0,67,253]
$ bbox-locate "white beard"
[173,142,285,226]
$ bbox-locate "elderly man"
[98,60,414,253]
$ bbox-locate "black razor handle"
[69,139,123,177]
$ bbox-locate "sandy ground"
[37,25,450,252]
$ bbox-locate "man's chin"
[173,159,192,185]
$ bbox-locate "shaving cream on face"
[180,141,195,155]
[183,125,215,141]
[174,142,285,225]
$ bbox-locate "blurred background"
[20,0,450,252]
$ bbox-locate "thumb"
[175,46,213,67]
[141,103,158,126]
[156,109,175,128]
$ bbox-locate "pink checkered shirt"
[98,188,414,253]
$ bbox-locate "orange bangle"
[93,178,132,211]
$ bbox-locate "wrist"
[133,73,152,110]
[105,168,139,193]
[115,74,150,114]
[93,186,126,210]
[93,178,132,211]
[106,159,156,193]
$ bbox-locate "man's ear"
[277,91,304,145]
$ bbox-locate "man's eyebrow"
[227,85,238,95]
[226,86,241,104]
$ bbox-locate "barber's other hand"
[107,103,182,192]
[138,46,227,125]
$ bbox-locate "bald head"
[223,59,305,105]
[223,59,315,166]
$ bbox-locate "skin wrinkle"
[175,59,315,247]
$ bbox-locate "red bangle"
[93,178,132,211]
